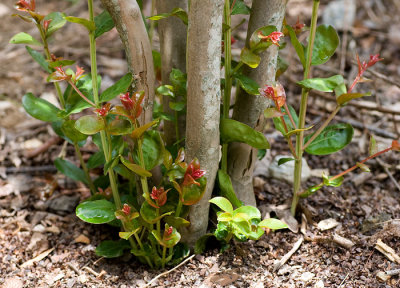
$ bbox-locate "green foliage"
[75,115,105,135]
[100,73,133,103]
[64,16,95,31]
[44,12,67,36]
[230,0,250,15]
[76,199,116,224]
[234,73,260,95]
[148,8,188,25]
[311,25,339,66]
[9,32,42,46]
[94,10,115,38]
[217,170,243,208]
[95,240,131,258]
[54,158,88,184]
[22,93,62,122]
[25,46,51,73]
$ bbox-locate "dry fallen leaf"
[20,247,55,268]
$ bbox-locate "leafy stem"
[291,0,320,216]
[73,142,96,194]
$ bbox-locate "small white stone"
[317,218,340,231]
[268,155,311,184]
[300,272,315,282]
[33,224,46,233]
[314,279,325,288]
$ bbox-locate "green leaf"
[169,101,185,112]
[120,156,152,178]
[278,157,295,166]
[299,183,324,198]
[195,234,216,254]
[104,156,119,175]
[230,0,250,15]
[264,108,285,119]
[181,177,207,205]
[9,32,42,46]
[356,162,370,172]
[75,115,105,135]
[304,123,354,155]
[156,85,174,97]
[284,126,314,138]
[100,73,133,103]
[76,199,116,224]
[108,119,133,135]
[140,202,173,224]
[249,25,277,53]
[131,119,159,139]
[94,10,115,38]
[240,48,260,68]
[209,197,233,214]
[369,135,377,156]
[272,105,299,134]
[61,119,88,143]
[148,8,188,25]
[258,218,288,230]
[217,170,243,208]
[297,75,345,92]
[311,25,339,66]
[217,212,233,222]
[276,56,289,79]
[87,151,105,169]
[48,60,75,68]
[164,216,190,228]
[54,158,88,184]
[170,68,187,97]
[233,206,261,220]
[133,130,164,171]
[336,92,371,106]
[95,239,130,258]
[44,12,67,36]
[22,93,62,122]
[322,174,344,187]
[25,46,51,73]
[234,73,260,95]
[286,25,305,68]
[220,119,270,149]
[170,243,190,266]
[64,16,95,32]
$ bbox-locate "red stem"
[68,80,96,107]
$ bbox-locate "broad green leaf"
[356,162,370,172]
[94,10,115,38]
[61,119,88,143]
[220,119,270,149]
[151,227,181,248]
[148,8,188,25]
[209,197,233,214]
[233,206,260,220]
[104,156,119,175]
[249,25,277,53]
[120,156,152,177]
[119,231,135,240]
[95,240,130,258]
[44,12,67,36]
[169,243,190,266]
[297,75,345,92]
[169,101,185,111]
[299,183,324,198]
[140,202,173,224]
[164,216,190,228]
[22,93,62,122]
[153,50,161,70]
[54,158,88,184]
[108,119,132,135]
[64,16,95,32]
[25,46,51,73]
[217,212,233,222]
[311,25,339,66]
[156,85,174,97]
[286,25,305,68]
[48,60,75,68]
[75,115,105,135]
[170,68,187,97]
[218,170,243,208]
[234,73,260,95]
[64,75,99,115]
[284,126,314,138]
[272,105,298,134]
[258,218,288,230]
[278,157,295,166]
[276,56,289,79]
[87,151,105,169]
[133,130,164,171]
[264,108,285,119]
[304,123,354,155]
[131,119,159,139]
[181,177,207,205]
[100,73,133,103]
[76,199,116,224]
[230,0,250,15]
[240,48,260,68]
[9,32,42,46]
[336,92,371,106]
[322,174,344,187]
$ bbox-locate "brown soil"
[1,0,400,287]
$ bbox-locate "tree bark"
[156,0,188,146]
[181,0,223,247]
[227,0,287,206]
[100,0,155,125]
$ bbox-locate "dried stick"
[273,236,304,272]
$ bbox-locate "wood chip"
[74,234,90,244]
[273,236,304,272]
[376,271,391,282]
[317,218,340,231]
[375,239,400,264]
[20,247,55,268]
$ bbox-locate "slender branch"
[283,103,297,130]
[74,143,96,194]
[67,80,96,107]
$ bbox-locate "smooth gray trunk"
[227,0,287,206]
[181,0,223,247]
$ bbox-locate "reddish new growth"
[95,103,111,117]
[292,17,305,34]
[119,92,144,119]
[259,82,286,109]
[182,158,206,187]
[122,203,131,216]
[258,31,284,46]
[163,225,174,240]
[349,54,383,93]
[15,0,35,11]
[149,186,169,208]
[43,19,51,33]
[392,140,400,151]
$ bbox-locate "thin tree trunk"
[100,0,155,125]
[227,0,287,206]
[156,0,188,146]
[181,0,223,247]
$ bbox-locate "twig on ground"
[144,254,195,287]
[273,236,304,272]
[386,268,400,276]
[375,239,400,264]
[82,266,100,277]
[67,263,81,275]
[20,248,55,268]
[338,272,350,287]
[25,136,62,158]
[376,158,400,192]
